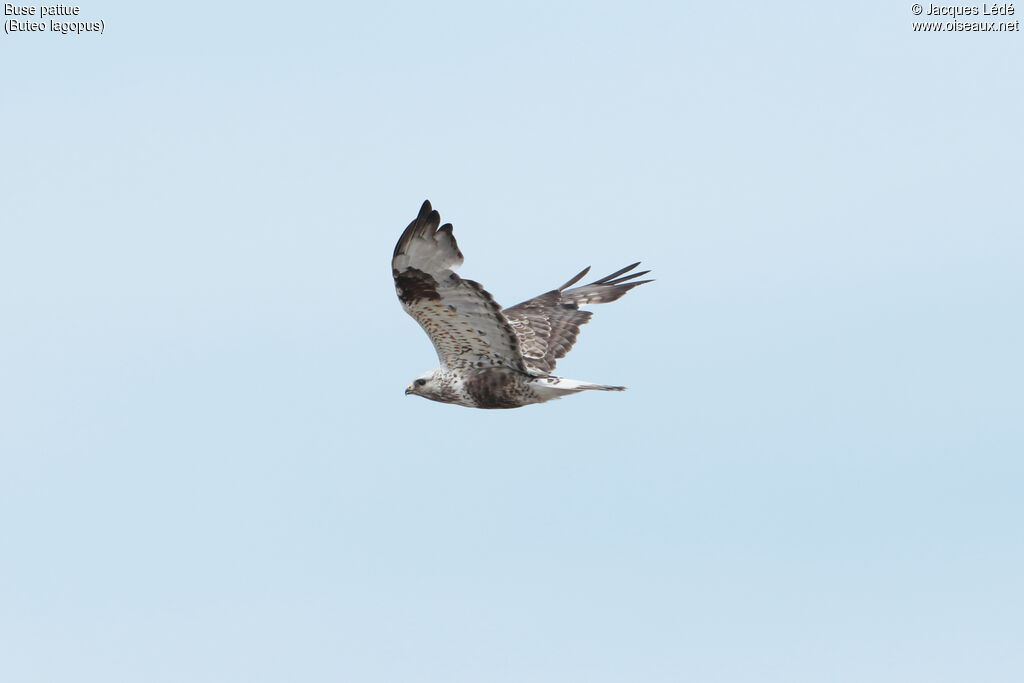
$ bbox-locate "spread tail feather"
[530,377,627,401]
[576,383,626,391]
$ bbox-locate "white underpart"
[392,229,463,275]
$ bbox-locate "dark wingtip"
[393,200,441,260]
[559,266,592,291]
[604,270,652,286]
[419,200,440,229]
[587,262,651,286]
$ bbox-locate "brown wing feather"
[503,263,653,374]
[392,201,530,374]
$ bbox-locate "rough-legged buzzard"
[393,201,651,409]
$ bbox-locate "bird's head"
[405,370,447,402]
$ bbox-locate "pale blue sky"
[2,2,1022,681]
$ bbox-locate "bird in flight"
[393,201,652,409]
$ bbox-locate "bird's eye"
[415,379,427,387]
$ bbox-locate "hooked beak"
[405,386,414,395]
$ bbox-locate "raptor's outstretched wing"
[502,263,653,374]
[392,201,531,374]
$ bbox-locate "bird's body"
[407,368,624,410]
[393,201,651,409]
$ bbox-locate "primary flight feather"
[393,200,651,409]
